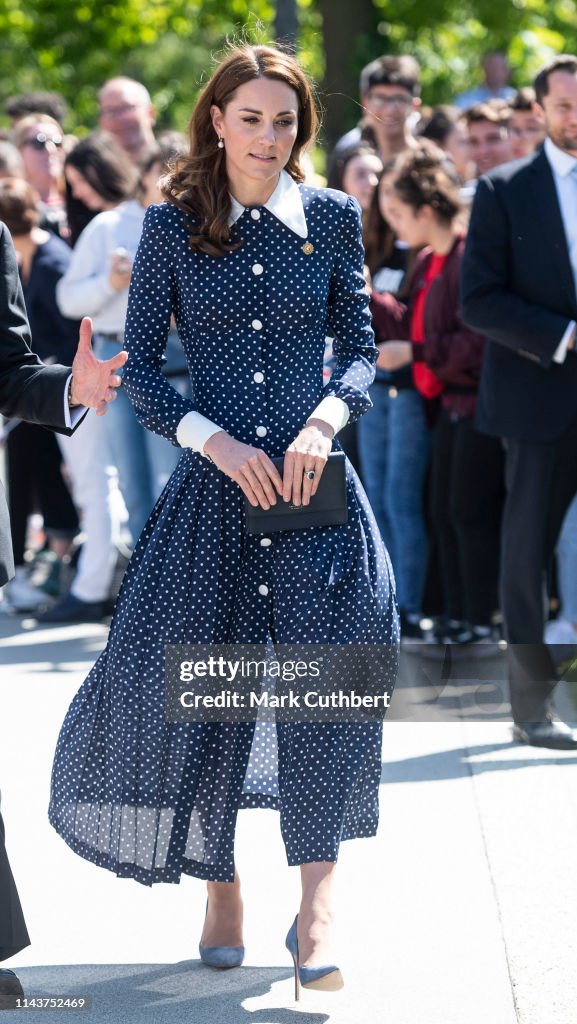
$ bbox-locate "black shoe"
[512,720,577,750]
[399,611,425,643]
[36,593,105,624]
[0,969,24,1009]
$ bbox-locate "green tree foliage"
[0,0,319,132]
[0,0,576,141]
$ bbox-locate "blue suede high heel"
[285,914,344,1000]
[198,898,245,969]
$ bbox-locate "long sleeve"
[0,222,71,429]
[461,176,569,368]
[121,205,195,445]
[321,195,377,425]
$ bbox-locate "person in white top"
[57,138,189,552]
[42,133,138,623]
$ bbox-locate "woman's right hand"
[203,431,284,509]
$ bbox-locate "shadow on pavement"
[13,962,333,1023]
[381,742,577,784]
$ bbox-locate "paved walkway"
[1,615,576,1022]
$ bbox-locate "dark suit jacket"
[461,147,577,442]
[0,221,75,586]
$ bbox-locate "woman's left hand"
[376,340,413,371]
[283,418,333,506]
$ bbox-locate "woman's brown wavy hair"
[161,44,318,257]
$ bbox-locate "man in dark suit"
[0,219,127,1002]
[461,55,577,750]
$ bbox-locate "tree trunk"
[275,0,299,49]
[317,0,376,151]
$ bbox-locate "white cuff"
[308,396,350,435]
[176,410,225,457]
[553,321,576,364]
[63,373,87,429]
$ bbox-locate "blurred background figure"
[0,178,79,613]
[38,132,138,624]
[546,496,577,648]
[418,105,475,182]
[464,100,513,177]
[56,134,187,559]
[358,160,428,640]
[0,142,24,181]
[508,87,546,159]
[330,55,421,169]
[327,143,383,237]
[4,91,69,129]
[455,51,515,109]
[11,114,67,238]
[373,142,504,643]
[98,77,156,164]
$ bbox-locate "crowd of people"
[0,51,576,661]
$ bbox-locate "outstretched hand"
[70,317,128,416]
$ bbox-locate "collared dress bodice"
[48,183,399,887]
[120,186,377,453]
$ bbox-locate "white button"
[260,537,272,547]
[253,371,264,383]
[258,584,269,595]
[252,263,264,275]
[251,319,263,330]
[256,425,267,437]
[251,209,261,220]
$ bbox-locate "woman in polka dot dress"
[49,44,399,996]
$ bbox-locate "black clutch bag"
[244,451,348,533]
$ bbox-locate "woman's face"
[377,171,398,225]
[210,77,299,192]
[385,191,430,247]
[445,122,474,179]
[341,153,383,212]
[65,165,108,210]
[19,121,64,199]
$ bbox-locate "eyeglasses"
[99,103,139,118]
[510,125,543,138]
[22,132,64,150]
[366,93,413,109]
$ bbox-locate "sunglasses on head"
[23,132,64,150]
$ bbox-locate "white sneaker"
[545,618,577,646]
[4,568,48,612]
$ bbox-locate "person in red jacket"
[373,142,505,644]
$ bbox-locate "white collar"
[544,136,577,178]
[228,170,308,238]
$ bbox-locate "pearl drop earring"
[217,137,224,149]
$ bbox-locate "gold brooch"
[301,241,314,255]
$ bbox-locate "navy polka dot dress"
[48,179,399,885]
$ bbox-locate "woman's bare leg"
[298,861,338,966]
[199,866,244,947]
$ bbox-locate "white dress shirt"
[544,137,577,363]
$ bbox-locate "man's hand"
[70,317,128,416]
